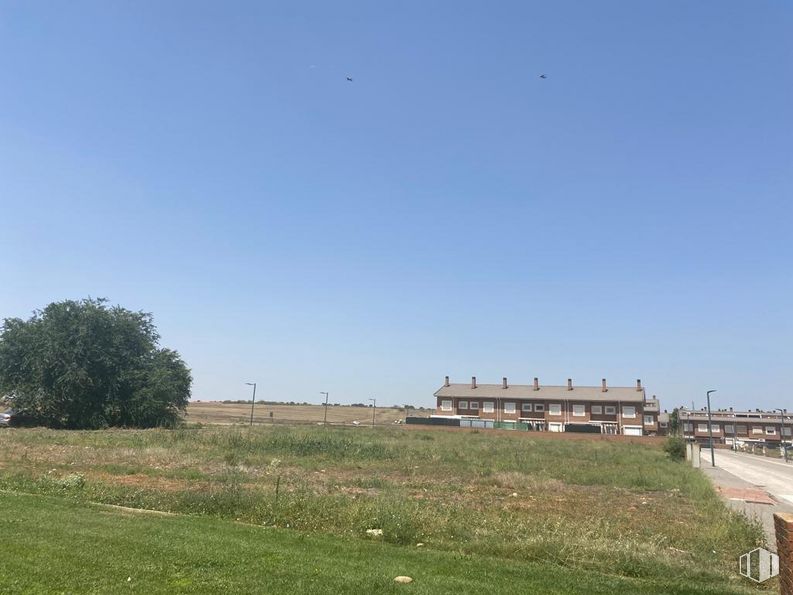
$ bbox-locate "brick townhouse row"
[434,376,663,436]
[679,408,792,445]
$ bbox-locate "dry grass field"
[186,401,431,426]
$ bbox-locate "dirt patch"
[488,472,565,491]
[89,471,200,493]
[339,486,379,498]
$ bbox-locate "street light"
[245,382,257,427]
[320,392,329,427]
[775,408,788,463]
[706,390,717,467]
[369,398,376,427]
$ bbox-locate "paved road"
[701,450,793,548]
[712,450,793,504]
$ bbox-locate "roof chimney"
[636,379,642,392]
[533,377,539,391]
[471,376,477,389]
[601,378,608,392]
[502,377,508,389]
[567,378,573,391]
[444,376,450,387]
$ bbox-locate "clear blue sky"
[1,1,791,411]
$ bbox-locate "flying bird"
[346,76,353,82]
[539,74,547,79]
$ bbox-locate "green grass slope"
[0,492,753,594]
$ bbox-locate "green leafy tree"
[0,298,191,429]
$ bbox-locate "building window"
[604,406,616,415]
[724,424,735,434]
[534,403,545,412]
[736,425,747,435]
[784,427,792,437]
[591,405,602,415]
[766,427,776,435]
[470,401,479,411]
[504,402,516,414]
[752,427,763,435]
[440,400,452,412]
[521,403,532,412]
[572,404,585,417]
[644,415,654,426]
[711,424,720,433]
[458,401,468,410]
[483,401,494,413]
[697,423,708,432]
[683,423,693,432]
[622,406,636,418]
[549,403,561,416]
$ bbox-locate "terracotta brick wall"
[775,512,793,595]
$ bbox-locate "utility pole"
[776,408,788,463]
[733,422,737,451]
[706,390,717,467]
[369,398,376,427]
[320,392,329,427]
[245,382,257,427]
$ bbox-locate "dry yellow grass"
[185,401,431,426]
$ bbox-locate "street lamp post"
[245,382,257,427]
[732,421,737,451]
[369,398,376,427]
[320,392,329,427]
[706,390,717,467]
[775,408,788,463]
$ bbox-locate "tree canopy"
[0,298,191,429]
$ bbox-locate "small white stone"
[511,492,518,497]
[416,542,424,547]
[127,577,132,582]
[394,576,413,584]
[366,528,383,537]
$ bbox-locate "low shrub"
[663,436,686,461]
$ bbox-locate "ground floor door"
[549,422,563,432]
[623,426,642,436]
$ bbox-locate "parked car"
[0,410,14,427]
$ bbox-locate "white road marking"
[781,495,793,504]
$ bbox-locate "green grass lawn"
[0,425,769,593]
[0,491,753,594]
